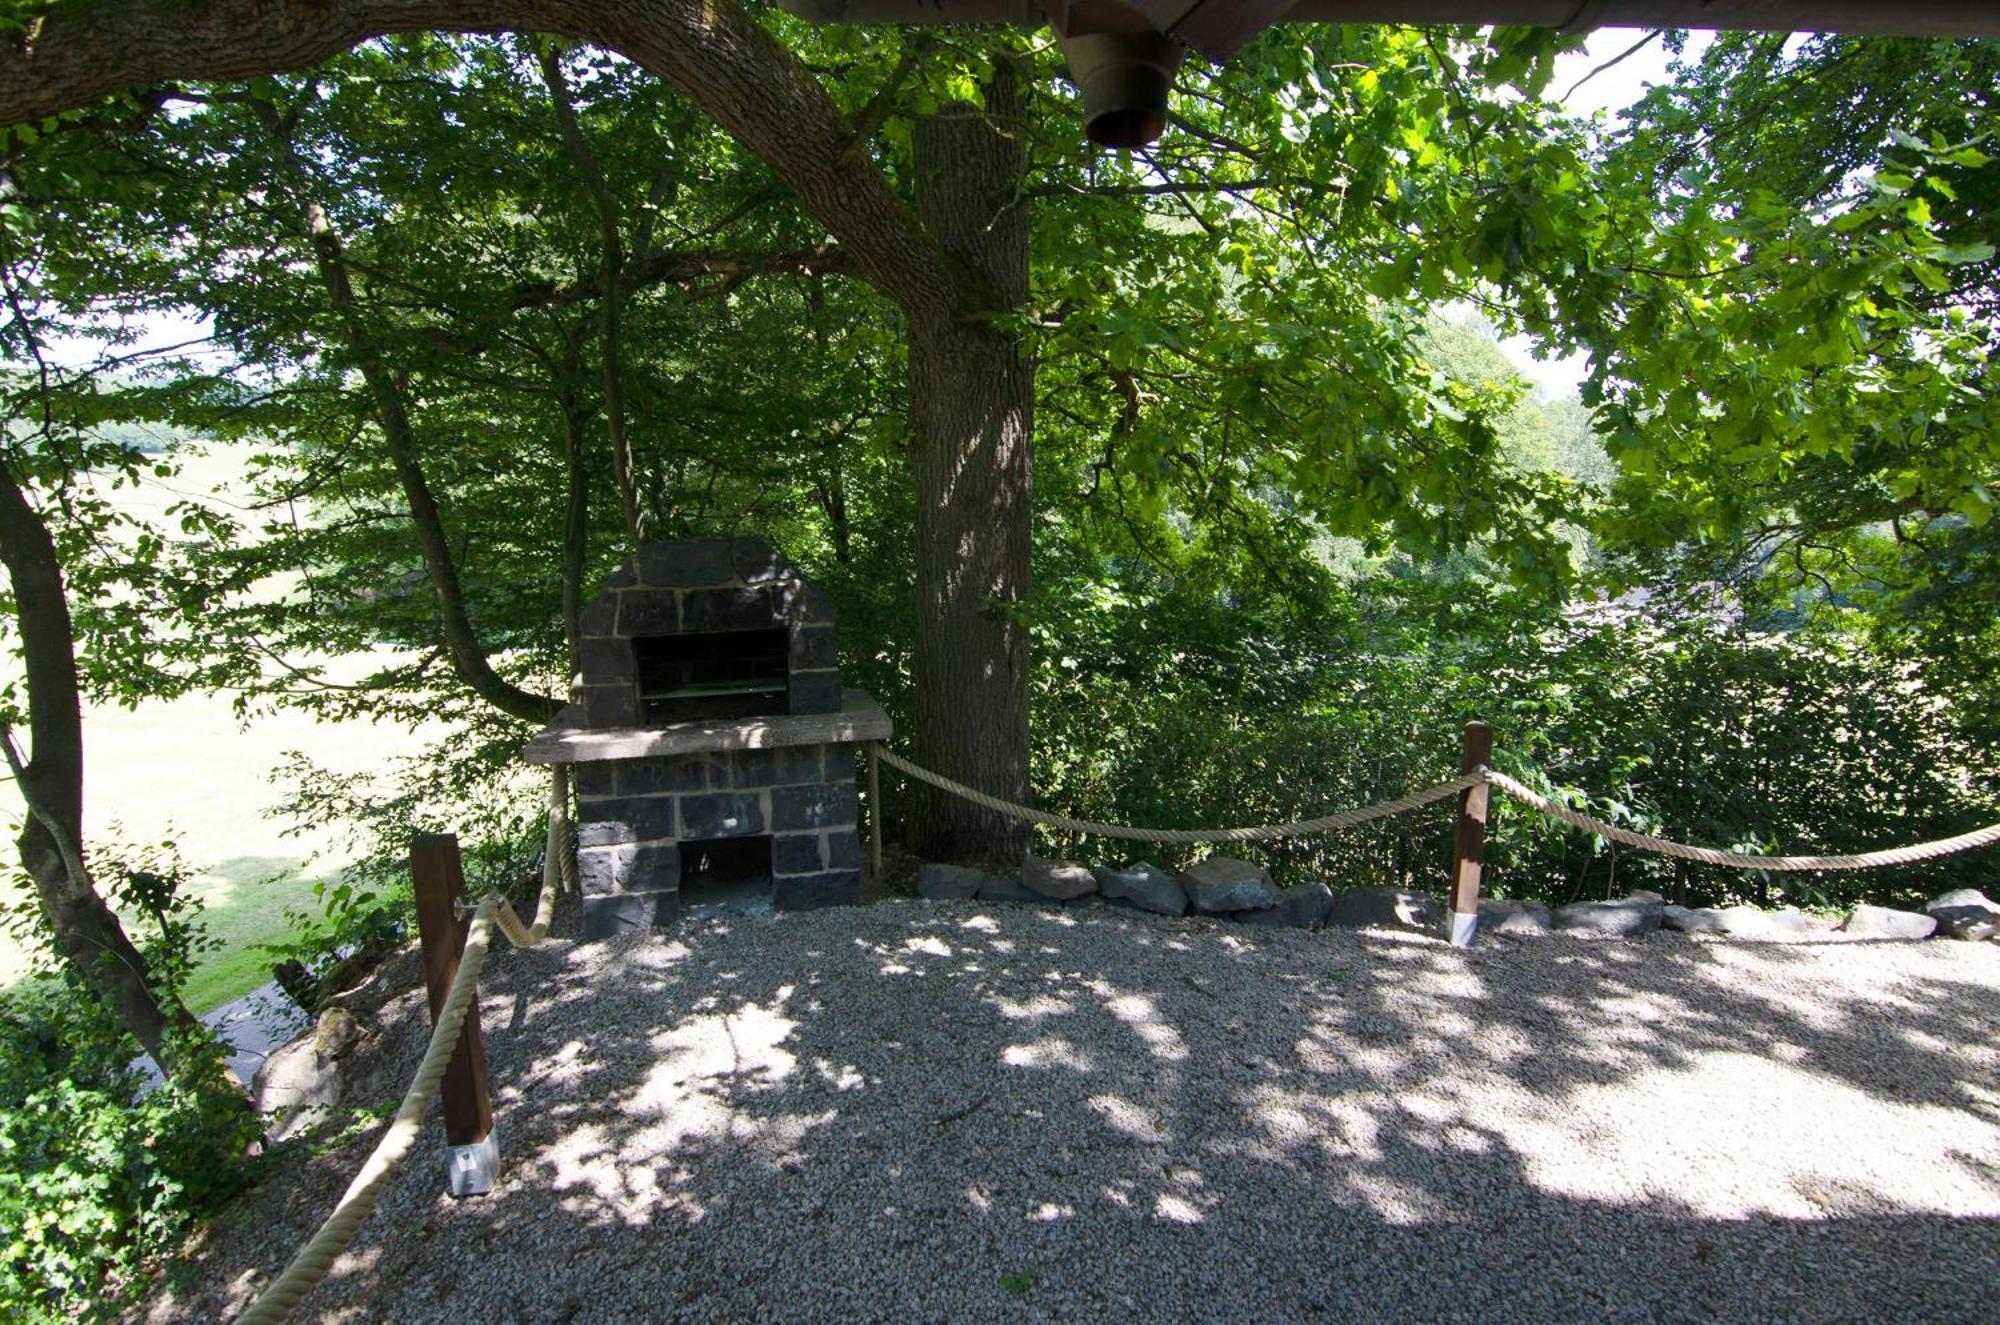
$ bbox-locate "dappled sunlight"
[1086,980,1189,1061]
[1002,1037,1098,1072]
[1492,1051,2000,1219]
[176,900,2000,1322]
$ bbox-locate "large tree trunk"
[0,457,193,1074]
[906,64,1033,862]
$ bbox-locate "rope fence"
[874,745,1482,844]
[873,742,2000,872]
[1480,766,2000,872]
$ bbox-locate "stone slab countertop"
[522,689,892,765]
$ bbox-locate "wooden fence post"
[411,832,498,1197]
[1447,721,1493,948]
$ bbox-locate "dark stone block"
[678,791,764,840]
[731,745,822,788]
[604,563,638,589]
[575,763,616,798]
[628,841,681,892]
[680,586,776,632]
[579,890,679,940]
[788,671,843,715]
[790,626,838,671]
[725,748,777,787]
[771,782,858,831]
[577,796,677,847]
[730,538,786,585]
[824,827,862,869]
[578,594,619,637]
[618,757,706,796]
[825,746,859,786]
[774,868,861,911]
[684,751,731,790]
[577,636,635,684]
[639,539,736,587]
[577,844,637,897]
[616,589,679,636]
[772,832,825,875]
[582,684,638,729]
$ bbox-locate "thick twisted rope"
[235,901,497,1325]
[1483,766,2000,870]
[878,745,2000,868]
[875,745,1479,844]
[495,763,572,947]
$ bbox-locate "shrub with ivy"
[0,846,259,1321]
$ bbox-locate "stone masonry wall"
[575,744,863,936]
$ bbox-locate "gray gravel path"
[142,899,2000,1323]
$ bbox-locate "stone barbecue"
[523,538,890,939]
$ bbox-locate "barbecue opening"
[633,628,791,723]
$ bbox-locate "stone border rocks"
[911,857,1998,959]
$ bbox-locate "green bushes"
[0,985,257,1321]
[1025,572,1997,911]
[0,847,259,1321]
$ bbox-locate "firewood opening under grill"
[634,628,790,723]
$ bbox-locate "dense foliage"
[0,850,255,1320]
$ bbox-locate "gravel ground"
[139,899,2000,1324]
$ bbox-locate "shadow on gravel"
[149,903,2000,1324]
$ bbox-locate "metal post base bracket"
[445,1129,501,1198]
[1448,910,1478,949]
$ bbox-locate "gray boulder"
[1091,863,1188,916]
[918,863,984,901]
[1279,881,1335,929]
[1931,906,2000,941]
[1925,888,2000,940]
[1555,896,1663,937]
[1662,904,1726,935]
[253,1034,344,1141]
[1714,905,1814,939]
[976,869,1039,903]
[1326,886,1439,933]
[1181,856,1281,913]
[1023,854,1098,901]
[1840,904,1937,940]
[312,1006,364,1060]
[1231,906,1284,928]
[1477,897,1553,938]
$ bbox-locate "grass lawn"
[1,678,435,1012]
[2,444,442,1014]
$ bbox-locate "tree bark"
[555,327,594,691]
[0,0,962,313]
[257,98,558,724]
[0,456,193,1073]
[906,63,1033,862]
